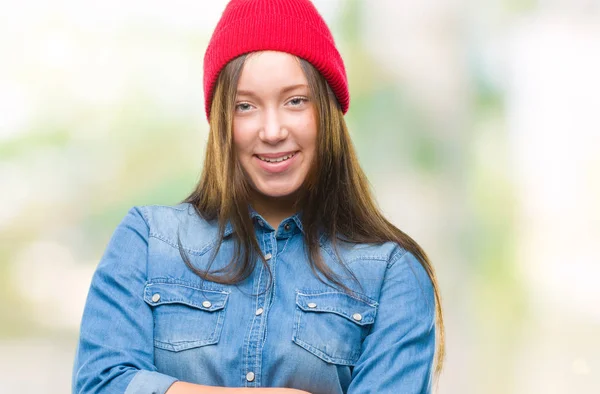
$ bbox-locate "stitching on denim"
[296,304,375,325]
[148,231,214,255]
[292,337,357,366]
[279,235,292,255]
[154,337,218,352]
[145,203,187,212]
[254,251,266,385]
[142,203,224,255]
[146,278,229,293]
[345,254,389,264]
[293,215,304,233]
[146,298,227,311]
[296,290,378,307]
[387,248,409,269]
[138,205,151,225]
[320,242,389,267]
[293,299,302,341]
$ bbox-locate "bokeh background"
[1,0,599,393]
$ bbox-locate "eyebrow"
[236,84,309,98]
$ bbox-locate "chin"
[254,181,303,199]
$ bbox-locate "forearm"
[166,382,310,394]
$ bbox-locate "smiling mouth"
[256,152,297,163]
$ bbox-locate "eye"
[287,96,308,107]
[235,102,254,113]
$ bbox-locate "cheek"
[292,111,317,149]
[232,121,253,153]
[299,124,318,154]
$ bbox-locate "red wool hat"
[203,0,349,120]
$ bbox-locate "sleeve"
[72,207,178,394]
[347,250,436,394]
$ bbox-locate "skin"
[166,382,310,394]
[165,51,315,393]
[232,51,317,228]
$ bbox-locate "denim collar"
[222,206,305,238]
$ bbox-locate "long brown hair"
[181,54,445,376]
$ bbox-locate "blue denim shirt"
[73,203,435,394]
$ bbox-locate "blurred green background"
[1,0,599,392]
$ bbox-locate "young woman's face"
[233,51,317,201]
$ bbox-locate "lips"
[256,152,296,163]
[253,151,298,174]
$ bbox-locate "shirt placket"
[242,229,276,387]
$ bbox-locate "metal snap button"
[151,293,161,303]
[246,372,255,382]
[284,223,291,231]
[264,253,272,261]
[255,308,264,316]
[352,313,363,321]
[202,300,212,308]
[307,302,317,308]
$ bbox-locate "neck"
[250,192,299,229]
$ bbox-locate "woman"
[73,0,445,393]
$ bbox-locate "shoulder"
[135,202,197,231]
[320,237,401,266]
[320,238,427,276]
[322,238,435,313]
[386,246,436,319]
[132,203,221,254]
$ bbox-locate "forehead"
[237,51,308,92]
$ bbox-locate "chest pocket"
[292,290,378,365]
[144,281,229,352]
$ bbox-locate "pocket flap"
[144,281,229,312]
[295,291,377,326]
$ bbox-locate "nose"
[259,107,288,144]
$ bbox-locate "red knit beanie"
[203,0,349,120]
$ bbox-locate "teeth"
[258,153,295,163]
